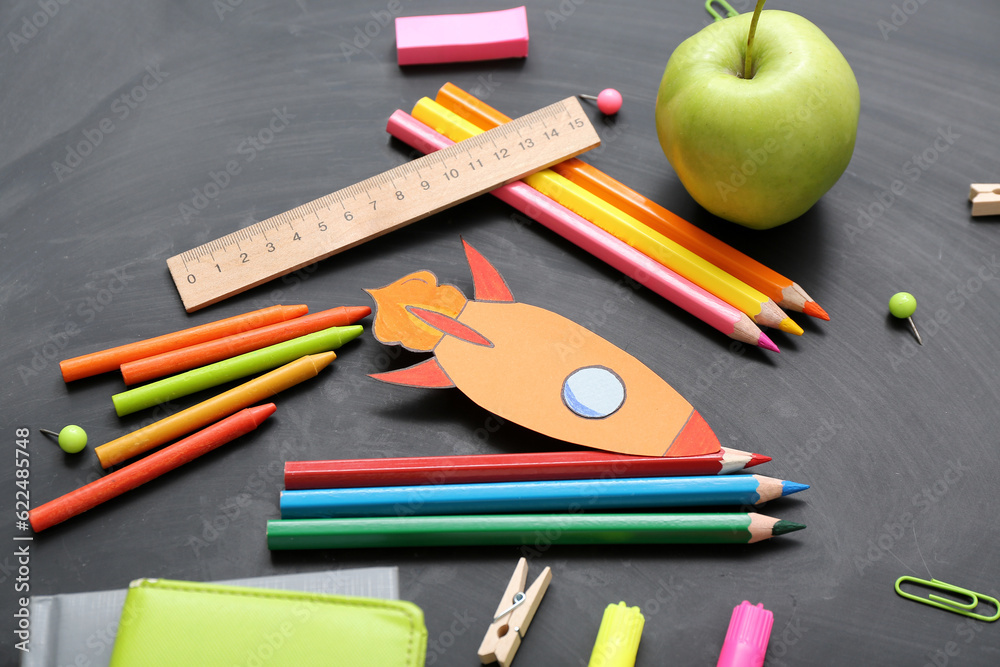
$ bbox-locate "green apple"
[655,6,860,229]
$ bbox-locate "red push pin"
[579,88,623,115]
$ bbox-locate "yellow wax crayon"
[95,353,335,468]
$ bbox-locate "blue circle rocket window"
[562,366,626,419]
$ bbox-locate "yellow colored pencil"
[436,82,828,320]
[410,98,801,335]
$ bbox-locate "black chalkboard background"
[2,0,999,664]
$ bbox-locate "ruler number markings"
[168,98,598,311]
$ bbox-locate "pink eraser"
[716,601,774,667]
[395,6,529,66]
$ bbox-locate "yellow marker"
[95,352,335,468]
[411,97,802,336]
[588,602,645,667]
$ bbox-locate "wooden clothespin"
[969,184,1000,217]
[478,558,552,666]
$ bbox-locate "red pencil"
[29,404,276,532]
[60,305,308,382]
[120,306,370,385]
[284,448,771,490]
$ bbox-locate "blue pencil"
[279,475,808,519]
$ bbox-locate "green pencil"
[112,325,362,416]
[266,512,804,550]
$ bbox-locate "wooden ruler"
[167,97,600,312]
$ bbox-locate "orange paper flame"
[366,271,468,352]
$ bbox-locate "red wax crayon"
[30,404,276,532]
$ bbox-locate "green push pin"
[889,292,923,346]
[39,425,88,453]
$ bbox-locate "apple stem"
[743,0,767,79]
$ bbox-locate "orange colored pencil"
[59,305,309,382]
[120,306,370,385]
[434,83,828,320]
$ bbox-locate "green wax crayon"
[112,325,362,416]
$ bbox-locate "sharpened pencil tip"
[757,332,780,353]
[771,520,806,536]
[780,481,810,496]
[802,301,830,321]
[746,453,771,468]
[778,317,804,336]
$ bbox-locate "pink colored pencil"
[29,404,276,532]
[386,110,777,351]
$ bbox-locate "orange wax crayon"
[121,306,369,385]
[59,304,308,382]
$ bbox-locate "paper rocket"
[365,240,721,457]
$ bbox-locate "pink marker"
[717,601,774,667]
[395,7,529,66]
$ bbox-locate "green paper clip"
[895,576,1000,622]
[705,0,738,21]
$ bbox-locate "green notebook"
[109,578,427,666]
